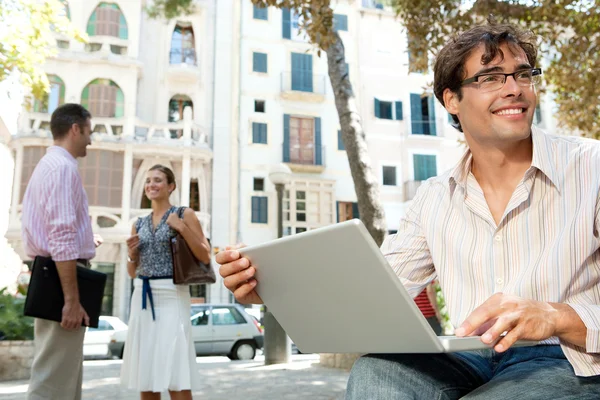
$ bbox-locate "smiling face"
[444,42,537,148]
[144,169,174,201]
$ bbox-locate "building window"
[252,122,267,144]
[291,53,313,92]
[251,196,268,223]
[34,75,65,114]
[189,284,207,302]
[410,94,436,135]
[253,178,264,191]
[374,99,403,120]
[81,79,124,118]
[283,115,322,165]
[78,150,124,207]
[254,100,265,113]
[333,14,348,32]
[168,95,193,122]
[190,179,200,211]
[253,52,268,73]
[20,147,46,203]
[253,4,268,20]
[534,104,543,125]
[382,166,397,186]
[170,23,196,65]
[337,201,358,222]
[90,262,115,315]
[337,130,345,151]
[86,2,128,39]
[283,180,335,235]
[413,154,437,181]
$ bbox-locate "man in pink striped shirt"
[21,103,96,400]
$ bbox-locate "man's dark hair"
[433,22,538,132]
[50,103,92,140]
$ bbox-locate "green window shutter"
[410,93,423,134]
[333,14,348,32]
[251,196,260,222]
[253,5,268,20]
[252,122,259,143]
[283,114,290,162]
[87,10,97,36]
[261,123,268,143]
[119,13,128,39]
[413,154,437,181]
[81,85,89,109]
[252,123,267,144]
[395,101,403,120]
[352,202,359,219]
[291,53,313,92]
[374,98,380,118]
[337,130,345,151]
[282,8,291,39]
[253,52,267,73]
[427,95,436,136]
[260,197,268,223]
[314,117,322,165]
[115,88,124,118]
[336,201,340,222]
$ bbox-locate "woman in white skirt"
[123,164,211,400]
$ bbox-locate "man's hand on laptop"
[454,293,585,352]
[216,244,263,305]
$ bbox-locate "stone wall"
[0,340,33,381]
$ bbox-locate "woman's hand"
[166,212,186,233]
[126,234,140,261]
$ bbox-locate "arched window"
[87,2,128,39]
[34,75,65,114]
[168,95,193,122]
[170,23,196,65]
[60,0,70,20]
[81,79,124,118]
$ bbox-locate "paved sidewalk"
[0,354,349,400]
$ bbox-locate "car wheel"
[230,341,256,361]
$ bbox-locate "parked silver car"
[109,304,264,361]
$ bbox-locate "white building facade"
[4,0,557,319]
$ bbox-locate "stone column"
[121,145,133,225]
[181,152,191,207]
[10,144,23,225]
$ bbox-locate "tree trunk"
[326,32,387,247]
[319,32,388,371]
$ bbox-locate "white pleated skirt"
[120,278,200,392]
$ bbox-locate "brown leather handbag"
[171,207,216,285]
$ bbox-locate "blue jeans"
[346,345,600,399]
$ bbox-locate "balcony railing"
[280,72,327,95]
[20,111,209,146]
[403,180,423,202]
[362,0,388,10]
[10,206,211,239]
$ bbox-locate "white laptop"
[239,219,537,353]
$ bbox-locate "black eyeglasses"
[461,68,542,92]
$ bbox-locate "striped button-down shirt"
[382,127,600,376]
[21,146,95,262]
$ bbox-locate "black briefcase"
[23,256,107,328]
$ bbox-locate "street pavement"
[0,354,349,400]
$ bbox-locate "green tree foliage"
[0,287,34,341]
[0,0,86,100]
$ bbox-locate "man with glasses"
[344,22,600,398]
[216,22,600,398]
